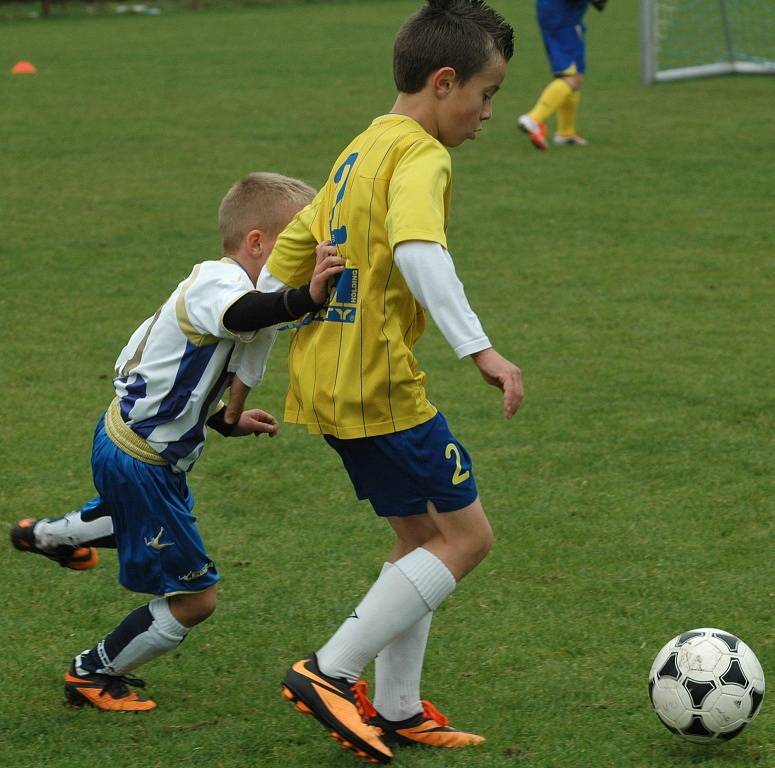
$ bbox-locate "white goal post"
[640,0,775,83]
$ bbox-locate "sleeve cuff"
[454,337,491,359]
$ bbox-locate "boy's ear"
[430,66,457,98]
[245,228,265,255]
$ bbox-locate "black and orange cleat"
[10,517,98,570]
[64,664,156,712]
[369,699,485,748]
[281,655,392,764]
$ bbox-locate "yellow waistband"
[105,398,168,466]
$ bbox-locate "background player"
[240,1,523,763]
[10,172,344,711]
[517,0,607,149]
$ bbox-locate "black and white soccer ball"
[649,628,765,743]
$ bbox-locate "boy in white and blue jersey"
[10,172,344,711]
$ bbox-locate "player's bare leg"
[389,498,493,581]
[169,585,218,627]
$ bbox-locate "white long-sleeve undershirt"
[394,240,490,359]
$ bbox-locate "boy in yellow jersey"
[248,1,522,763]
[517,0,607,149]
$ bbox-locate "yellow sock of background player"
[557,89,580,137]
[528,77,573,124]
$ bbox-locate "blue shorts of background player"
[325,411,478,517]
[539,14,587,76]
[88,418,219,597]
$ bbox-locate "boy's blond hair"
[218,172,316,253]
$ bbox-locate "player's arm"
[208,371,278,438]
[223,374,252,428]
[207,396,279,439]
[223,246,342,333]
[394,240,523,418]
[213,242,343,435]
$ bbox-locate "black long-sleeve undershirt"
[222,285,322,333]
[209,285,323,437]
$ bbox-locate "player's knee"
[169,588,217,627]
[480,524,495,559]
[565,73,584,89]
[195,591,218,623]
[467,520,494,566]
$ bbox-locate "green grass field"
[1,2,772,767]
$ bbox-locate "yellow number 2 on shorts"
[444,443,470,486]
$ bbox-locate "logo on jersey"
[324,267,358,324]
[145,527,174,551]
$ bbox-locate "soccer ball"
[649,628,765,742]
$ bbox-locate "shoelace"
[351,679,377,721]
[99,673,146,697]
[420,699,449,727]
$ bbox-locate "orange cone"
[11,61,37,74]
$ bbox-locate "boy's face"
[437,53,507,148]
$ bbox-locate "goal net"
[640,0,775,83]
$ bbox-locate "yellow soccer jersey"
[268,114,453,438]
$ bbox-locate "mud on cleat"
[281,655,392,764]
[369,699,486,748]
[10,517,98,570]
[64,664,156,711]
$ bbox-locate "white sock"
[35,510,114,549]
[317,548,454,682]
[77,598,189,676]
[373,563,432,722]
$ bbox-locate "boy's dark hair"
[394,0,515,93]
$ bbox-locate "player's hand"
[310,240,345,305]
[232,408,279,438]
[471,347,524,419]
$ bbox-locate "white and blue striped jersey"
[113,258,261,472]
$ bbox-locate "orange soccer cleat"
[369,699,486,748]
[10,517,98,570]
[64,665,156,712]
[281,656,392,764]
[517,114,549,150]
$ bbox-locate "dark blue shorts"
[324,412,478,517]
[88,418,219,597]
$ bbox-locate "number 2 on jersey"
[445,442,470,486]
[329,152,358,246]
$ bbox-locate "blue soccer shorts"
[324,411,479,517]
[541,22,587,75]
[88,418,219,597]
